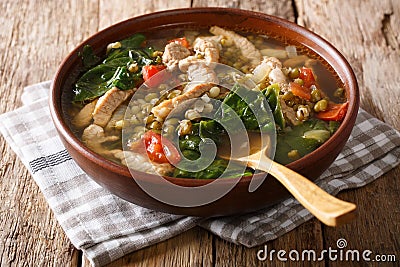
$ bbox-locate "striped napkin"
[1,81,399,267]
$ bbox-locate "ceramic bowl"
[50,8,359,216]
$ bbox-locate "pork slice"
[186,62,219,84]
[151,83,214,120]
[162,42,191,71]
[210,26,262,68]
[82,124,120,156]
[92,88,133,127]
[71,99,97,129]
[193,37,220,64]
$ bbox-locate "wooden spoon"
[217,132,356,226]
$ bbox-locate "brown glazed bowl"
[50,8,359,217]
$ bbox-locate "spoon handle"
[249,158,356,227]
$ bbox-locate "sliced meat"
[195,35,223,46]
[178,37,220,85]
[92,88,133,127]
[179,58,218,89]
[193,37,220,64]
[185,61,219,84]
[178,56,199,73]
[71,99,97,129]
[151,83,214,120]
[114,150,174,176]
[105,104,127,132]
[82,124,120,156]
[209,26,262,68]
[162,42,191,71]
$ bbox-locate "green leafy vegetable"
[106,66,137,90]
[219,83,275,131]
[303,130,331,143]
[73,33,154,102]
[181,150,201,160]
[105,34,147,59]
[262,84,285,129]
[173,159,252,179]
[199,120,223,143]
[274,119,332,165]
[179,135,202,152]
[79,45,100,69]
[175,122,252,179]
[328,121,340,135]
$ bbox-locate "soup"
[67,26,348,178]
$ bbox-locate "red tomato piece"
[299,67,316,88]
[316,102,349,121]
[167,37,190,48]
[142,130,181,164]
[142,65,167,88]
[289,82,311,101]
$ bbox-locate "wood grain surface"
[0,0,398,266]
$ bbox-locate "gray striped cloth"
[1,81,399,267]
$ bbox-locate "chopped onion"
[252,61,272,84]
[285,45,298,58]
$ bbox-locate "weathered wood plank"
[0,0,100,266]
[98,0,190,30]
[296,1,400,266]
[192,0,295,21]
[87,228,213,267]
[211,220,324,267]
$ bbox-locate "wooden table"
[1,0,399,266]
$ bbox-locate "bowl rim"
[50,7,359,186]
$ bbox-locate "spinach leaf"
[106,34,147,60]
[172,159,253,179]
[106,66,138,90]
[179,134,202,161]
[179,135,202,152]
[79,45,100,69]
[328,121,340,135]
[181,150,201,160]
[205,83,284,132]
[73,33,153,102]
[73,64,117,102]
[199,120,223,143]
[219,83,275,132]
[262,84,285,129]
[274,119,331,165]
[176,125,252,178]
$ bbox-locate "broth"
[65,26,348,177]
